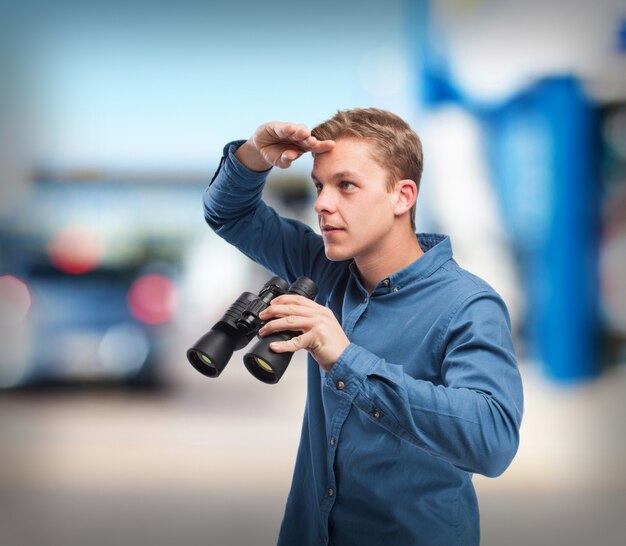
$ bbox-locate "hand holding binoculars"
[186,275,318,384]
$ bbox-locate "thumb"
[277,150,304,169]
[269,334,305,353]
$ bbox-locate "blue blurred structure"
[407,0,601,382]
[485,78,600,382]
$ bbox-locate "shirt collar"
[349,233,453,295]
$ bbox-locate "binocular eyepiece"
[186,275,318,384]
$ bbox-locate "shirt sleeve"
[325,290,524,478]
[203,141,331,285]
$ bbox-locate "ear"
[393,179,418,218]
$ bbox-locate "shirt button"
[330,437,336,446]
[393,287,400,293]
[372,409,381,419]
[328,488,335,497]
[336,380,346,391]
[363,297,368,303]
[382,278,390,286]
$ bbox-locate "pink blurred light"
[0,275,31,322]
[47,226,103,275]
[127,274,178,325]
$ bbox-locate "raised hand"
[235,122,335,171]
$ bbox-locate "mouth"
[321,224,344,235]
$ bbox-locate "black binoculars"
[186,275,318,384]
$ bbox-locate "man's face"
[312,138,397,263]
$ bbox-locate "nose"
[314,187,336,215]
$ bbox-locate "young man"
[203,108,524,545]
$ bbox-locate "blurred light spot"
[56,331,104,379]
[0,275,31,322]
[98,322,149,375]
[48,226,103,274]
[127,274,177,325]
[602,106,626,160]
[0,276,32,388]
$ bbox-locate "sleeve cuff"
[325,343,379,399]
[225,140,273,179]
[209,140,272,190]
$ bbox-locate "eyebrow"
[310,170,361,184]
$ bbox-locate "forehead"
[312,138,384,180]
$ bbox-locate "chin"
[323,245,353,262]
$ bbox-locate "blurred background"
[1,0,625,544]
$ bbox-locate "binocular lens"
[253,356,274,373]
[199,353,214,366]
[188,350,219,376]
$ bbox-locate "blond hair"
[312,108,423,230]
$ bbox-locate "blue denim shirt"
[204,142,524,546]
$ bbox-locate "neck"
[355,231,424,293]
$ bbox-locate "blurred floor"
[1,356,625,546]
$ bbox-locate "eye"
[340,181,355,190]
[314,182,323,194]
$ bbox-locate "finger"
[271,123,296,138]
[276,157,299,169]
[258,316,314,336]
[271,293,312,305]
[268,334,308,353]
[288,124,311,142]
[270,294,320,308]
[274,123,310,141]
[293,136,335,154]
[260,301,318,321]
[308,138,335,153]
[280,149,304,163]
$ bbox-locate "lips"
[321,224,344,234]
